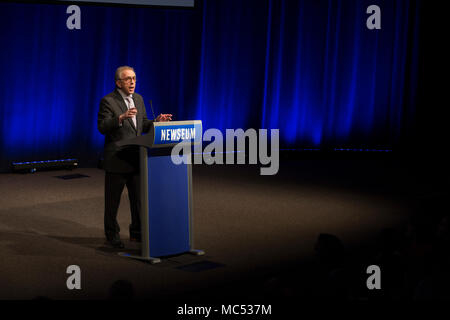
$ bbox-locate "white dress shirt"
[118,89,137,128]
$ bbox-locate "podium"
[116,120,204,264]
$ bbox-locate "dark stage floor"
[0,154,447,302]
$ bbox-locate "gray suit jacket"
[98,89,154,173]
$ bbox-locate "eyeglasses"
[119,76,136,83]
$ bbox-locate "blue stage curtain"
[196,0,421,148]
[0,0,421,171]
[0,2,203,171]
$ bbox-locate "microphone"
[149,100,156,121]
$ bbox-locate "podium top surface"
[153,120,201,127]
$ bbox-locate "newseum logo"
[161,128,196,142]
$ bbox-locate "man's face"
[116,69,136,95]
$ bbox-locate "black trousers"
[104,171,141,240]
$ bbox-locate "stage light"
[334,148,392,152]
[11,159,78,173]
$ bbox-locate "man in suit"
[98,66,172,248]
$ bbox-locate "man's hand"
[156,113,173,122]
[119,107,137,123]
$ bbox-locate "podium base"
[118,249,205,264]
[118,252,161,264]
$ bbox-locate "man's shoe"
[107,238,125,249]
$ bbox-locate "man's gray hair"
[115,66,135,81]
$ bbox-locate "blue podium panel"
[147,155,190,257]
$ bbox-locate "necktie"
[126,97,137,128]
